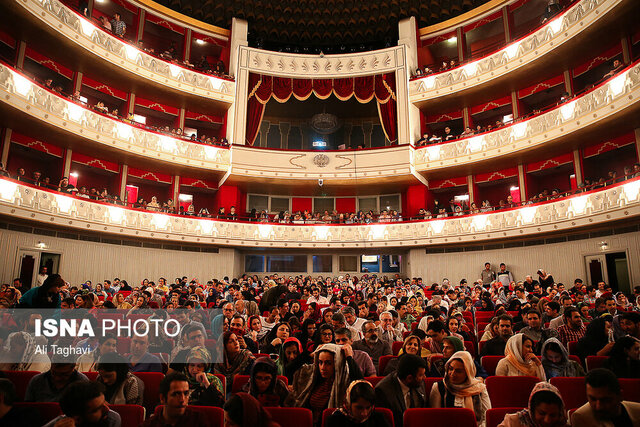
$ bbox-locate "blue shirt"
[127,352,163,373]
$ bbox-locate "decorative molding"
[16,0,234,103]
[410,0,622,101]
[1,179,638,248]
[240,46,404,78]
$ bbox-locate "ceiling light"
[195,39,206,45]
[447,37,457,43]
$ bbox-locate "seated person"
[142,372,215,426]
[480,315,513,356]
[95,353,144,405]
[0,331,50,372]
[577,316,614,360]
[223,392,279,427]
[0,378,40,426]
[499,382,568,427]
[242,357,289,407]
[429,351,491,426]
[44,381,121,427]
[326,380,391,427]
[25,356,89,402]
[602,336,640,378]
[383,334,429,375]
[183,346,225,406]
[275,337,310,383]
[213,331,255,394]
[571,368,640,426]
[541,338,585,378]
[495,334,546,381]
[335,328,376,378]
[127,333,163,373]
[76,333,117,372]
[375,354,426,427]
[428,336,463,377]
[286,343,363,426]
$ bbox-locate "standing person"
[571,369,640,426]
[481,263,496,287]
[497,263,514,287]
[110,13,126,37]
[36,267,48,287]
[428,351,491,426]
[18,274,64,308]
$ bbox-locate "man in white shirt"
[342,306,366,332]
[306,287,329,304]
[35,267,48,287]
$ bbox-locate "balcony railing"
[413,60,640,170]
[0,63,231,171]
[15,0,235,102]
[1,178,638,248]
[409,0,622,100]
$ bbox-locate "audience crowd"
[0,264,639,426]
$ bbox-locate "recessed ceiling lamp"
[447,36,457,43]
[195,39,206,45]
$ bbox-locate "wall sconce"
[36,241,47,249]
[599,241,608,251]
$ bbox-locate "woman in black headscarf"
[576,315,614,360]
[242,357,289,407]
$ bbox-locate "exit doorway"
[584,251,632,294]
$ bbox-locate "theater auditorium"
[0,0,639,425]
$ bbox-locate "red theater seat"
[133,372,164,410]
[464,341,476,358]
[620,379,640,402]
[392,341,403,356]
[14,402,62,423]
[365,376,385,387]
[378,355,396,375]
[424,377,442,395]
[2,370,39,401]
[567,341,578,355]
[267,407,313,427]
[486,407,523,427]
[154,405,223,425]
[480,356,504,376]
[83,371,99,381]
[116,337,131,355]
[549,377,587,410]
[585,356,608,371]
[486,376,541,408]
[321,407,394,427]
[404,408,477,427]
[110,404,145,425]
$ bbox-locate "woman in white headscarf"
[0,331,51,372]
[496,333,546,381]
[429,350,491,426]
[286,343,363,426]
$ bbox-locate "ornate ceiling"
[157,0,489,49]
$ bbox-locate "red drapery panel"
[375,73,397,143]
[333,78,354,100]
[246,72,398,145]
[312,79,333,99]
[354,75,375,103]
[293,79,313,100]
[272,77,293,102]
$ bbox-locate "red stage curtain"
[333,78,354,100]
[354,75,375,103]
[272,77,293,102]
[375,73,397,143]
[312,79,332,99]
[246,72,398,145]
[292,78,313,100]
[246,74,269,146]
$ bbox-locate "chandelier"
[310,112,341,134]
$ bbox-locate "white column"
[62,148,72,177]
[227,18,249,144]
[1,128,12,167]
[518,164,527,202]
[573,149,583,185]
[397,17,419,145]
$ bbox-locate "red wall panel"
[292,197,312,213]
[335,197,356,213]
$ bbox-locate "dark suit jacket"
[375,372,426,427]
[480,336,507,357]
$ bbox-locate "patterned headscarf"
[514,382,567,427]
[338,380,375,423]
[443,351,487,411]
